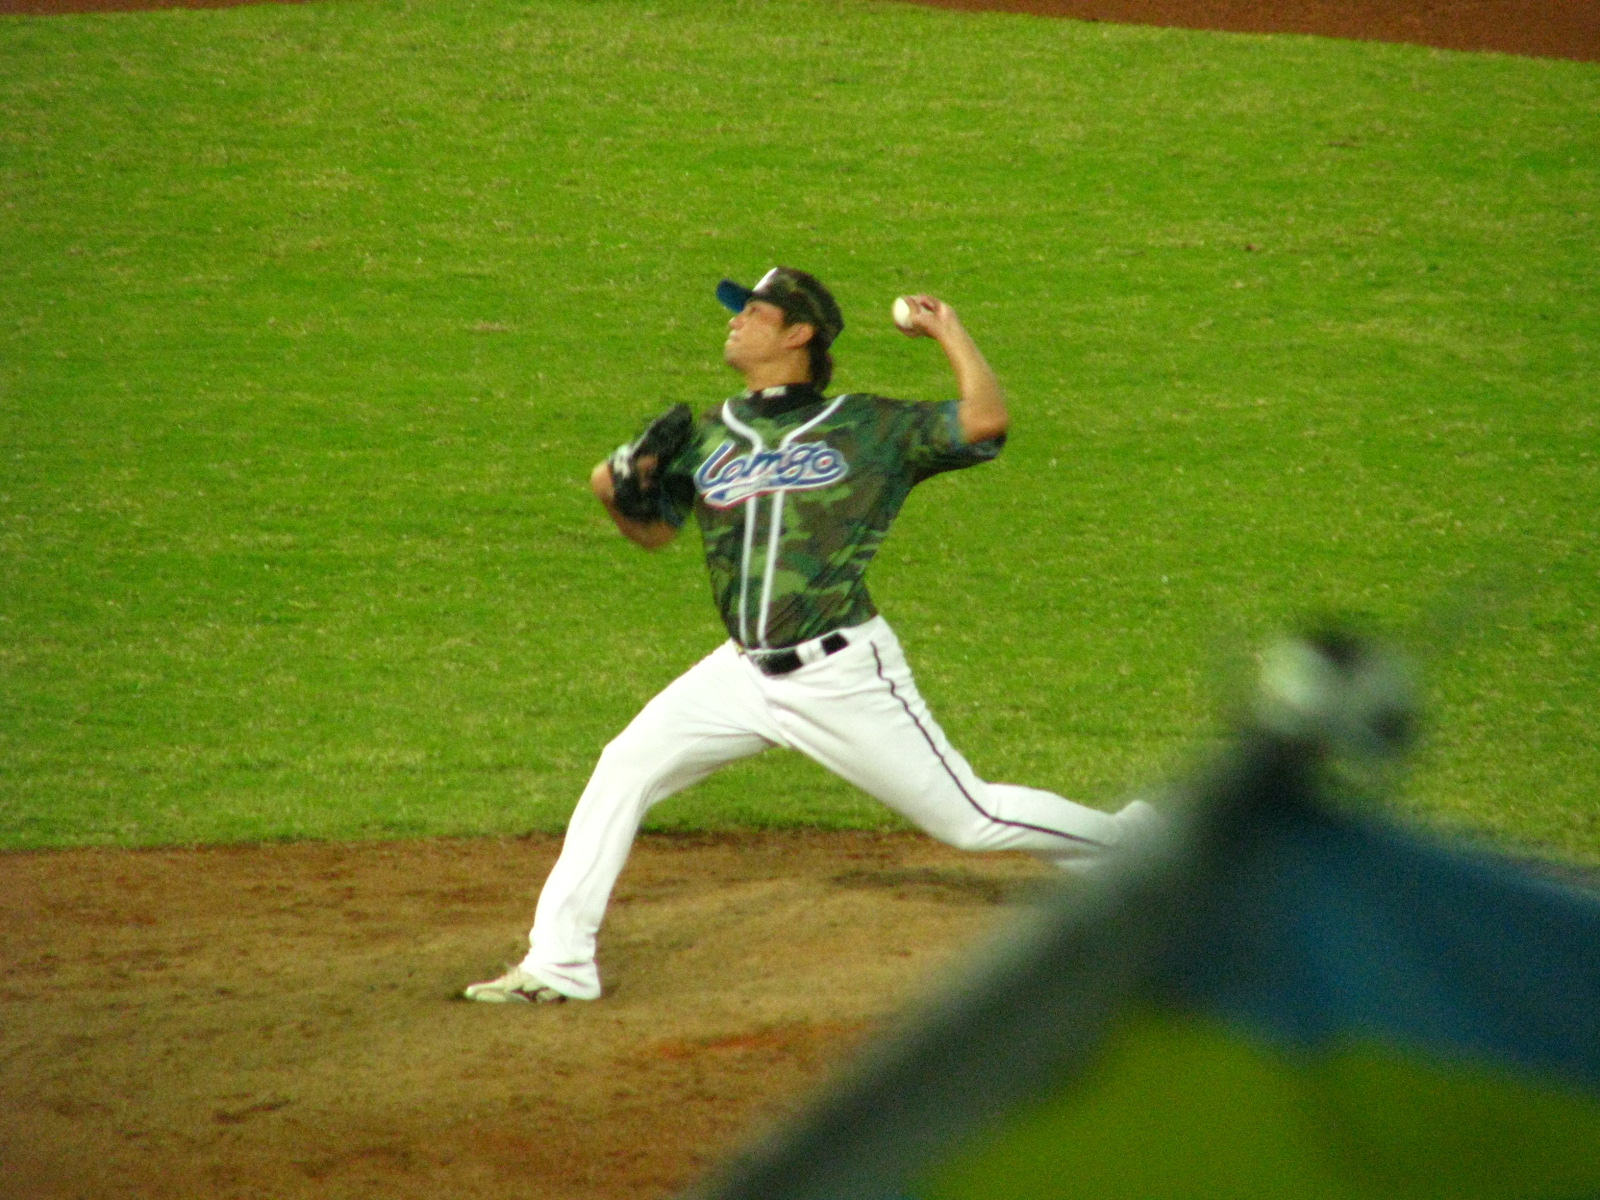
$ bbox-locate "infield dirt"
[1,831,1055,1200]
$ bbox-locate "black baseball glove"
[608,404,695,523]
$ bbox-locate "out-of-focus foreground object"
[685,627,1600,1200]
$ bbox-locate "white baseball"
[892,296,916,331]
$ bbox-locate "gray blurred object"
[684,626,1418,1200]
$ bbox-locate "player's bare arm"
[590,459,678,550]
[897,295,1009,444]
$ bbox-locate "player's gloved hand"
[610,404,694,523]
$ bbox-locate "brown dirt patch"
[0,831,1055,1199]
[898,0,1600,62]
[0,0,1595,63]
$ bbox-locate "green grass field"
[2,0,1596,860]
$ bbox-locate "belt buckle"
[750,630,851,678]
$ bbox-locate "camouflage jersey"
[654,382,1004,650]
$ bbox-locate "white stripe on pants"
[521,616,1119,999]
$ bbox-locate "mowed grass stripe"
[1,0,1595,856]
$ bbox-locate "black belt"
[750,632,849,677]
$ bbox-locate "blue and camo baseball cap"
[716,267,844,348]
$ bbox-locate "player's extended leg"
[501,642,779,1001]
[768,618,1134,868]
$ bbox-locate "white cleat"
[1113,798,1166,849]
[1058,800,1168,876]
[462,966,569,1004]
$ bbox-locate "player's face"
[724,299,797,372]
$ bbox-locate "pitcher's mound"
[0,831,1055,1200]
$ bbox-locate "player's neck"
[739,358,812,394]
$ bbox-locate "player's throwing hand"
[892,293,960,340]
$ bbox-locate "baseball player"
[465,267,1159,1004]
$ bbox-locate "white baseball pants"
[520,616,1125,1000]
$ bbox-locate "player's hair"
[807,340,834,392]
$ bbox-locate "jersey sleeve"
[655,408,716,528]
[899,398,1007,481]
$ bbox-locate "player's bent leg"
[771,620,1120,864]
[512,643,778,1001]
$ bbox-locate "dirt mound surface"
[0,831,1053,1199]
